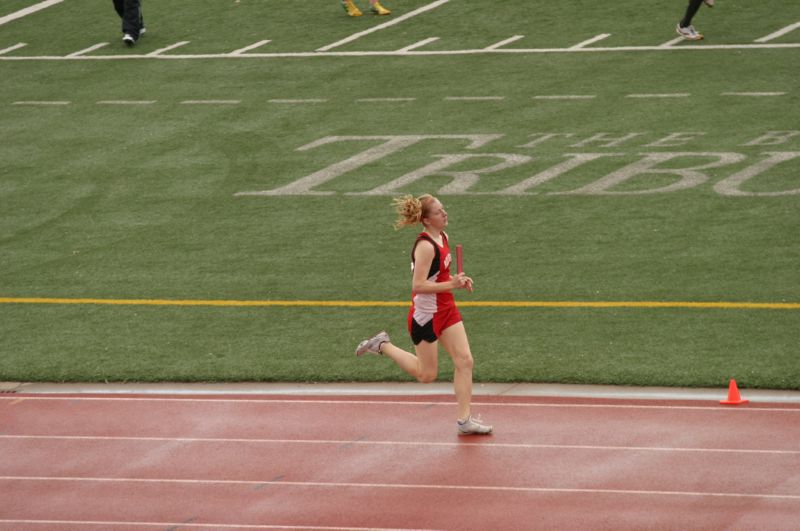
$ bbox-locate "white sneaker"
[676,23,704,41]
[122,33,136,47]
[703,0,714,7]
[458,415,493,436]
[355,331,389,356]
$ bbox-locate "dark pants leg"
[113,0,142,37]
[680,0,704,27]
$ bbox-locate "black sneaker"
[122,33,136,47]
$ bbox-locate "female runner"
[355,194,492,435]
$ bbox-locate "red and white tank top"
[410,231,455,325]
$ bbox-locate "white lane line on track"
[0,520,432,531]
[2,396,798,412]
[4,435,799,456]
[2,476,799,500]
[0,0,63,26]
[755,21,800,43]
[316,0,450,52]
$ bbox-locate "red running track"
[1,393,799,530]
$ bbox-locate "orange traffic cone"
[720,379,749,405]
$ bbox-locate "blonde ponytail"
[392,194,435,229]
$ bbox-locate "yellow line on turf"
[0,297,798,310]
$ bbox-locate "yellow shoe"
[342,0,362,16]
[371,2,391,15]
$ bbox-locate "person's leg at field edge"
[113,0,143,40]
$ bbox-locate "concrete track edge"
[2,381,800,403]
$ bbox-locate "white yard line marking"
[2,42,800,62]
[533,95,596,100]
[445,96,505,101]
[147,41,190,56]
[484,35,525,50]
[356,97,416,102]
[12,100,69,105]
[2,395,797,412]
[4,435,799,456]
[2,476,799,501]
[0,520,427,531]
[180,100,241,104]
[66,43,109,57]
[230,39,272,55]
[0,43,27,55]
[570,33,611,49]
[396,37,440,52]
[0,0,63,26]
[721,92,786,97]
[316,0,450,52]
[755,21,800,43]
[659,37,686,48]
[96,100,156,105]
[626,93,691,98]
[268,98,327,104]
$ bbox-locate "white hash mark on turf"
[67,43,109,57]
[316,0,450,52]
[96,101,156,105]
[484,35,525,50]
[397,38,440,53]
[570,34,611,49]
[755,21,800,43]
[0,0,63,27]
[12,101,70,105]
[230,40,272,55]
[147,41,190,56]
[0,43,28,55]
[721,92,786,97]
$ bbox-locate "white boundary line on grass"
[2,476,799,501]
[2,42,800,61]
[396,37,440,52]
[570,34,611,49]
[316,0,450,51]
[0,0,63,27]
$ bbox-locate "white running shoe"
[676,23,704,41]
[458,415,493,436]
[355,331,389,356]
[122,33,136,47]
